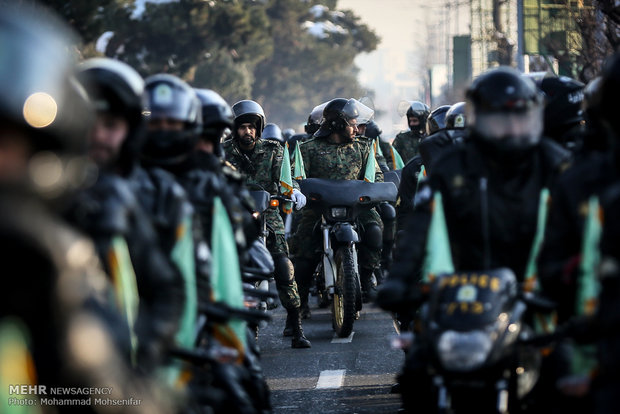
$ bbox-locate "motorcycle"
[298,178,397,337]
[396,268,556,414]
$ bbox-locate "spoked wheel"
[331,246,358,338]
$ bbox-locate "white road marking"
[331,332,355,343]
[316,369,346,389]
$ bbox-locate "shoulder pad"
[300,136,318,145]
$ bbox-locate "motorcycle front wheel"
[332,246,358,337]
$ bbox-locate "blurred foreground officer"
[378,68,570,412]
[381,66,571,309]
[73,58,185,374]
[0,4,167,413]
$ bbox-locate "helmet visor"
[353,99,375,125]
[473,106,543,148]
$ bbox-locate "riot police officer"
[291,98,384,309]
[378,67,571,412]
[222,100,311,349]
[392,101,430,164]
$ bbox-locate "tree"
[251,0,379,127]
[40,0,379,128]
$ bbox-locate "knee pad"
[273,253,293,282]
[379,202,396,222]
[362,223,383,250]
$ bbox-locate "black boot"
[360,267,377,303]
[282,312,293,337]
[289,308,311,348]
[294,258,316,319]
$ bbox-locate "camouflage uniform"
[290,135,384,270]
[392,130,423,164]
[222,137,300,309]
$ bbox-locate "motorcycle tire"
[332,246,357,338]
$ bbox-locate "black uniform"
[383,136,571,309]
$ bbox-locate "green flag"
[170,217,198,348]
[390,144,405,170]
[211,196,247,362]
[571,195,602,377]
[422,191,454,282]
[280,143,294,214]
[523,188,550,292]
[109,235,140,366]
[0,318,40,414]
[576,195,601,316]
[375,138,384,158]
[364,142,377,183]
[521,188,557,334]
[293,141,306,180]
[413,165,427,207]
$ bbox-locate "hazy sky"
[338,0,429,136]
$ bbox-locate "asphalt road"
[256,291,405,414]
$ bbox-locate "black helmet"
[426,105,451,135]
[144,74,202,130]
[142,74,202,166]
[305,101,328,135]
[194,88,233,157]
[445,102,467,130]
[538,76,585,141]
[263,123,284,145]
[194,88,233,130]
[232,100,265,138]
[406,101,430,120]
[0,4,94,197]
[78,58,146,174]
[406,101,430,135]
[364,120,382,139]
[0,5,92,155]
[283,128,295,141]
[466,66,544,153]
[314,98,372,138]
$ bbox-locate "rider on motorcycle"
[290,98,384,310]
[378,66,571,413]
[222,100,311,349]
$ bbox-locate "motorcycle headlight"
[330,207,348,219]
[437,330,493,371]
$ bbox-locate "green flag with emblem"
[280,143,294,214]
[363,142,377,183]
[422,191,454,282]
[211,196,247,363]
[293,142,306,180]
